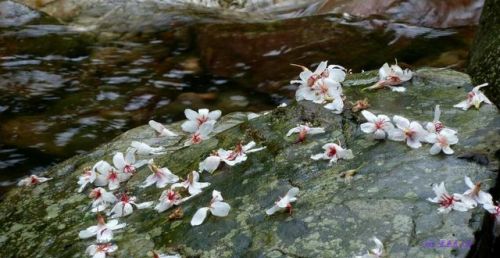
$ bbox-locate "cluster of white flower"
[427,176,493,214]
[360,105,459,154]
[291,61,347,114]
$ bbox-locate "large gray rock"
[0,68,498,257]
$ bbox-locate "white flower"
[199,154,222,174]
[463,176,492,206]
[78,167,96,192]
[154,189,188,213]
[312,78,342,104]
[17,175,52,187]
[153,251,181,258]
[191,190,231,226]
[355,237,384,258]
[322,88,344,114]
[266,187,299,215]
[130,141,165,155]
[148,120,178,137]
[311,142,354,164]
[291,61,328,89]
[112,150,147,180]
[89,187,117,213]
[286,124,325,143]
[86,243,118,258]
[218,141,266,166]
[93,161,125,191]
[427,182,476,213]
[425,105,457,138]
[171,171,210,196]
[181,108,221,133]
[360,110,394,139]
[141,159,179,188]
[454,83,492,110]
[108,193,153,218]
[426,128,458,155]
[78,215,126,243]
[185,122,214,146]
[364,62,412,91]
[388,115,428,149]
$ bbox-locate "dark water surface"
[0,3,477,196]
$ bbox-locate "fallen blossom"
[78,167,96,192]
[291,61,328,89]
[154,189,188,213]
[141,159,179,188]
[199,154,222,174]
[78,215,126,243]
[360,110,394,140]
[171,171,210,196]
[191,190,231,226]
[181,108,221,133]
[112,150,146,180]
[286,124,325,143]
[463,176,492,205]
[108,193,153,218]
[355,237,384,258]
[388,115,428,149]
[86,243,118,258]
[17,175,52,187]
[266,187,299,215]
[363,62,412,91]
[323,89,344,114]
[454,83,492,110]
[169,207,184,220]
[185,122,214,146]
[351,98,370,112]
[311,142,354,164]
[427,182,476,213]
[218,141,266,166]
[426,128,458,155]
[484,202,500,224]
[93,160,125,191]
[130,141,165,155]
[89,187,117,213]
[148,120,178,137]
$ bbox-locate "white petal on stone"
[210,202,231,217]
[191,207,210,226]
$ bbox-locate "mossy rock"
[0,68,498,257]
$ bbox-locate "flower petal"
[191,207,210,226]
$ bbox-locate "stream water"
[0,0,480,196]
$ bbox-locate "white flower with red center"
[89,187,117,213]
[108,192,153,218]
[86,243,118,258]
[93,161,124,191]
[181,108,221,133]
[78,167,96,193]
[141,159,179,188]
[364,62,412,92]
[463,176,492,206]
[190,190,231,226]
[355,237,384,258]
[266,187,299,215]
[425,105,457,137]
[78,214,126,243]
[311,142,354,164]
[148,120,178,137]
[388,115,428,149]
[154,189,189,213]
[454,83,492,110]
[171,171,210,196]
[130,141,165,155]
[427,182,476,213]
[218,141,266,166]
[426,128,458,155]
[286,124,325,143]
[112,150,146,180]
[17,175,52,187]
[312,78,342,104]
[291,61,328,89]
[360,110,394,140]
[185,123,214,146]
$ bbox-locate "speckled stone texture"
[0,68,498,257]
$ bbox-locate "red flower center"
[439,194,456,208]
[327,147,337,157]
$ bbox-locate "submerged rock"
[0,68,498,257]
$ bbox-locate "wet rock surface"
[0,68,498,257]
